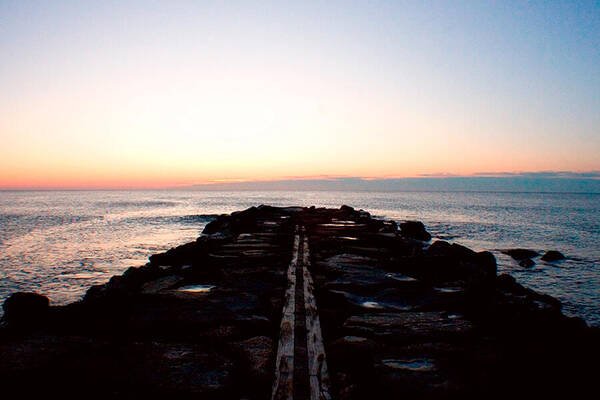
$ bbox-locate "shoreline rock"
[501,248,539,260]
[400,221,432,241]
[1,292,49,328]
[541,250,566,261]
[519,258,536,268]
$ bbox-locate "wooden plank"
[302,227,310,266]
[294,233,310,399]
[302,233,332,400]
[272,229,300,400]
[273,226,332,400]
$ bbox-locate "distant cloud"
[416,173,461,178]
[280,174,347,181]
[471,171,600,179]
[181,171,600,193]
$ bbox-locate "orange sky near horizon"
[2,75,597,189]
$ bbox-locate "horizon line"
[2,189,600,196]
[1,171,600,191]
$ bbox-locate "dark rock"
[2,292,50,325]
[328,336,376,377]
[342,312,473,342]
[426,240,456,256]
[501,248,539,260]
[519,259,535,268]
[149,241,207,266]
[234,335,274,396]
[340,205,355,213]
[474,251,497,275]
[411,241,497,284]
[541,250,566,262]
[428,241,496,271]
[496,273,518,289]
[140,275,184,294]
[155,346,235,396]
[493,273,563,317]
[83,263,164,300]
[400,221,432,241]
[202,215,230,235]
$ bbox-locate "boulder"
[494,273,563,314]
[519,259,535,268]
[340,205,355,213]
[495,273,518,289]
[501,249,539,260]
[149,241,205,267]
[343,312,473,341]
[541,250,565,262]
[328,336,377,376]
[474,251,498,275]
[234,336,274,396]
[140,275,184,294]
[2,292,50,325]
[418,241,497,283]
[400,221,432,241]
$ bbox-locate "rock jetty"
[0,205,597,399]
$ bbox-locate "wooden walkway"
[272,226,331,400]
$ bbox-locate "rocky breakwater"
[1,205,598,399]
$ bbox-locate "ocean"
[0,190,598,326]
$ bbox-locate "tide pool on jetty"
[0,190,599,326]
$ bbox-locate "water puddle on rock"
[339,236,359,241]
[435,287,463,294]
[320,220,361,227]
[361,301,384,309]
[382,358,437,372]
[177,285,215,293]
[390,304,416,311]
[386,273,418,282]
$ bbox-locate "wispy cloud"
[471,171,600,179]
[416,173,461,178]
[180,171,600,193]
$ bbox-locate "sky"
[1,1,599,189]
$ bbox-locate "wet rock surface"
[501,248,539,260]
[541,250,566,261]
[0,205,597,398]
[2,292,49,327]
[519,258,536,268]
[399,220,432,241]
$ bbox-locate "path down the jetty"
[1,205,598,399]
[272,226,330,400]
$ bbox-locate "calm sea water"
[1,190,598,326]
